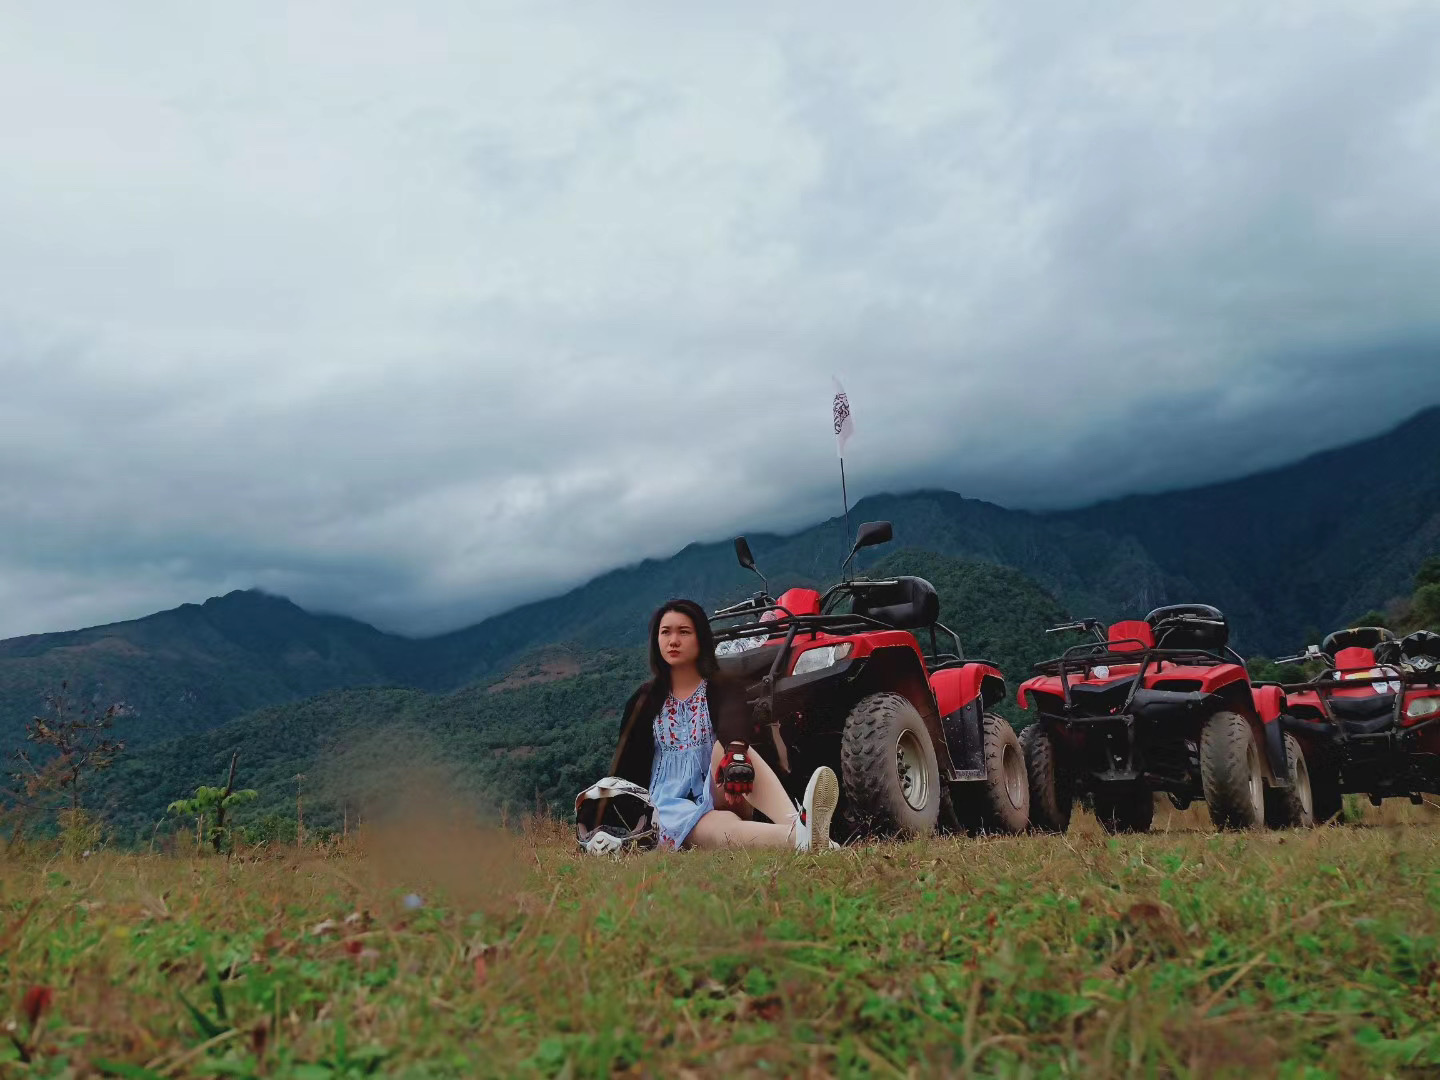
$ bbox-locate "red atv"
[1277,627,1440,821]
[1017,605,1308,832]
[711,521,1029,838]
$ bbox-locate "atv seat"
[775,587,821,617]
[1321,626,1394,659]
[1332,646,1377,672]
[852,575,939,631]
[1329,693,1396,723]
[1145,604,1229,651]
[1107,620,1155,653]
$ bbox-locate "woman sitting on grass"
[611,598,839,851]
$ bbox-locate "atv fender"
[1016,674,1059,710]
[1261,712,1289,785]
[931,663,1006,717]
[1252,683,1291,784]
[1234,684,1288,783]
[1252,684,1286,725]
[930,664,1006,779]
[854,646,956,778]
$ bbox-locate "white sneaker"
[794,766,839,853]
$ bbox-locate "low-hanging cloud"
[2,1,1439,639]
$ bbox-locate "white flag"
[831,377,854,459]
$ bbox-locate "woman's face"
[657,610,700,668]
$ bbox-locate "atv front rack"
[1032,640,1242,679]
[713,603,969,670]
[1031,639,1248,717]
[1278,671,1440,693]
[1278,668,1440,737]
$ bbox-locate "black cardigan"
[609,676,753,788]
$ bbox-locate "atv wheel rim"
[1002,742,1025,809]
[1246,739,1263,817]
[896,730,930,811]
[1293,747,1313,821]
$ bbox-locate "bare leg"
[685,809,794,849]
[747,750,799,825]
[708,743,795,825]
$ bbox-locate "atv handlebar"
[1274,644,1327,667]
[1045,618,1102,638]
[714,599,761,617]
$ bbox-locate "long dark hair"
[612,598,723,774]
[647,597,719,693]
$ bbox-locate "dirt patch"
[485,654,582,694]
[49,636,145,658]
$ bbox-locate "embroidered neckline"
[668,680,707,706]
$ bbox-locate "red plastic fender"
[1252,683,1285,725]
[1017,675,1062,710]
[931,663,1006,717]
[1157,663,1252,696]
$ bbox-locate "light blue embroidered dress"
[649,681,716,850]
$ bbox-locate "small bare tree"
[9,683,125,814]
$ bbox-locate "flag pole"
[832,377,855,563]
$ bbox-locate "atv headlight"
[792,642,853,676]
[1405,696,1440,720]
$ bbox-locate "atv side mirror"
[842,520,894,581]
[853,520,893,552]
[734,535,767,593]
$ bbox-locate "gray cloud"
[2,1,1439,638]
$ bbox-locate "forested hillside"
[0,590,426,755]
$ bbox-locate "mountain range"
[3,405,1438,768]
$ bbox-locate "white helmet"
[574,777,659,855]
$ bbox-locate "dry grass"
[3,812,1439,1078]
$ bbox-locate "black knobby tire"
[1264,732,1315,829]
[955,713,1030,835]
[1093,785,1154,834]
[1200,710,1265,830]
[1019,722,1072,833]
[840,692,942,836]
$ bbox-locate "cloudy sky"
[3,2,1439,639]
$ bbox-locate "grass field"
[4,804,1440,1079]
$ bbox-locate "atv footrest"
[948,768,987,782]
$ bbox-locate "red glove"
[716,741,755,796]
